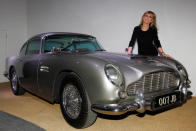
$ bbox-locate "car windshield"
[43,35,105,53]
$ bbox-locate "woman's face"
[142,13,153,25]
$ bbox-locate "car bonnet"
[85,51,175,73]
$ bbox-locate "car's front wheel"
[10,68,25,95]
[60,78,97,128]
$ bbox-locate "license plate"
[154,92,180,109]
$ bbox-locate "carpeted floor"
[0,82,196,131]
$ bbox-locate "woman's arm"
[126,27,138,54]
[158,47,172,58]
[153,29,172,58]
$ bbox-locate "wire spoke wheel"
[11,71,18,92]
[62,84,82,119]
[60,74,97,128]
[10,68,25,95]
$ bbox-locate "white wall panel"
[0,0,27,82]
[0,31,7,82]
[27,0,196,95]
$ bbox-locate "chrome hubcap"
[62,84,82,119]
[11,71,17,91]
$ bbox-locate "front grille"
[127,72,179,96]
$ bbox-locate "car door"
[19,38,41,93]
[36,36,66,101]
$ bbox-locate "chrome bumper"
[3,71,9,79]
[92,102,140,115]
[91,90,192,115]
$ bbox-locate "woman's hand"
[127,47,133,54]
[123,47,132,54]
[161,52,173,59]
[158,48,173,59]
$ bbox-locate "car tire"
[10,68,25,95]
[60,76,97,129]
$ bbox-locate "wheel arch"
[56,70,97,128]
[52,70,90,104]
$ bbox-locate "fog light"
[135,88,143,100]
[182,87,187,96]
[187,79,191,85]
[119,91,127,99]
[135,88,145,113]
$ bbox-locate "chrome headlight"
[179,68,186,77]
[105,64,123,86]
[176,64,187,78]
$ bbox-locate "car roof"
[30,32,95,40]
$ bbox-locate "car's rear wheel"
[60,76,97,129]
[10,68,25,95]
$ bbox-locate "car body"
[4,32,192,128]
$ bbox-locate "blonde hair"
[139,11,158,30]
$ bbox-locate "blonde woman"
[127,11,171,57]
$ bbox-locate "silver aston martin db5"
[4,32,192,128]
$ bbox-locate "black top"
[129,26,162,56]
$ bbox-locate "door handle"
[40,66,49,72]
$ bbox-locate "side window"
[26,39,40,55]
[19,43,27,56]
